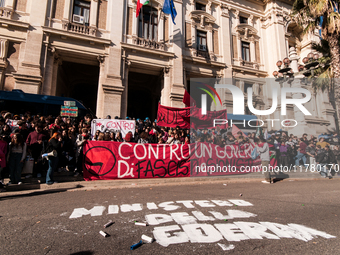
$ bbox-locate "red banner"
[83,141,275,180]
[157,104,191,129]
[157,103,227,129]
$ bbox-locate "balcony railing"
[241,60,260,70]
[62,22,97,36]
[132,37,165,51]
[190,49,217,61]
[0,7,13,18]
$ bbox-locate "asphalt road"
[0,179,339,255]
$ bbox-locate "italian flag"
[136,0,149,17]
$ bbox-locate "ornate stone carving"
[236,24,258,40]
[97,55,105,64]
[221,4,230,17]
[249,15,253,25]
[0,39,9,62]
[190,10,216,29]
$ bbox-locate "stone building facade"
[0,0,336,135]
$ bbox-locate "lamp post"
[271,48,320,136]
[273,52,319,81]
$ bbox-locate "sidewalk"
[1,167,339,195]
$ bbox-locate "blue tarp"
[0,90,86,109]
[227,114,256,121]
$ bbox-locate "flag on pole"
[136,0,149,18]
[182,89,196,107]
[162,0,177,24]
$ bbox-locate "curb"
[1,172,339,196]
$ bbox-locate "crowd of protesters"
[0,110,339,189]
[190,127,340,181]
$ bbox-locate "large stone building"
[0,0,336,134]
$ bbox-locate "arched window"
[138,6,158,41]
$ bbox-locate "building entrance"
[127,72,161,121]
[55,61,99,114]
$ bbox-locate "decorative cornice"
[0,17,29,29]
[190,10,216,28]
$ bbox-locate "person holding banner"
[256,136,272,184]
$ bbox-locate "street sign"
[64,101,76,106]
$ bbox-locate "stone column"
[100,0,124,117]
[51,54,61,95]
[170,0,184,107]
[63,0,71,21]
[121,59,130,119]
[89,0,98,34]
[161,67,171,106]
[96,55,106,118]
[207,26,213,54]
[41,47,55,95]
[14,0,47,93]
[0,39,8,90]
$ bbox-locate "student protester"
[74,128,89,177]
[279,140,289,167]
[333,145,340,175]
[26,123,47,178]
[45,132,62,185]
[305,141,316,166]
[7,134,27,185]
[115,132,123,142]
[256,136,272,184]
[295,138,307,166]
[329,132,339,150]
[315,145,334,178]
[124,132,133,143]
[316,137,330,149]
[138,132,149,144]
[0,135,8,186]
